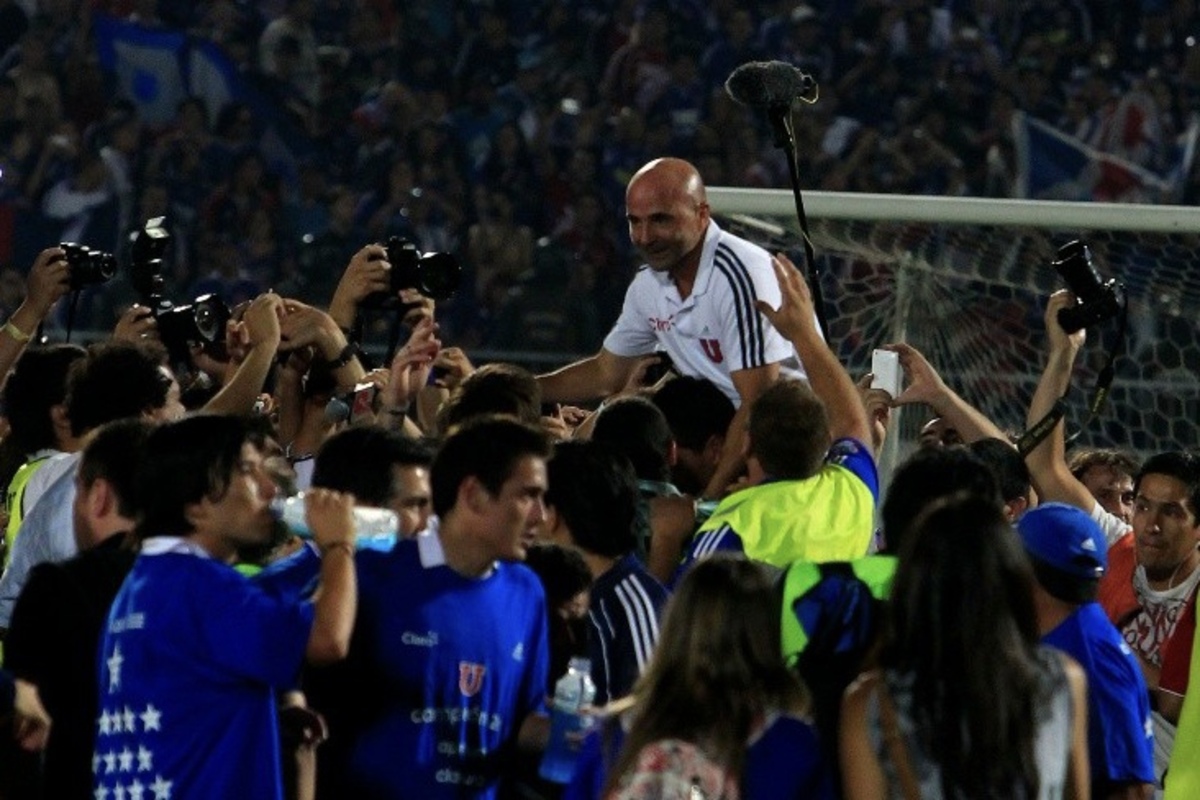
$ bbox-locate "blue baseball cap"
[1016,502,1107,581]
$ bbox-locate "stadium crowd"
[0,1,1195,800]
[0,0,1194,346]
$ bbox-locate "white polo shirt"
[603,221,806,405]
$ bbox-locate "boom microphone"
[724,61,815,109]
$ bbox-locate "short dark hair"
[2,343,86,453]
[545,440,639,558]
[66,340,172,437]
[653,376,734,450]
[1068,448,1140,481]
[1136,451,1200,524]
[439,363,542,433]
[79,418,155,519]
[135,415,254,539]
[592,396,673,483]
[881,446,1001,554]
[968,438,1031,505]
[431,415,551,518]
[524,542,593,609]
[748,379,828,479]
[312,425,434,507]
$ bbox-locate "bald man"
[538,158,810,499]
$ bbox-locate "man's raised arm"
[1023,290,1097,512]
[757,253,870,446]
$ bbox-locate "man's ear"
[183,498,209,532]
[85,477,117,519]
[703,433,724,465]
[1006,496,1030,523]
[458,475,488,517]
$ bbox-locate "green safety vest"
[4,455,53,567]
[695,464,876,568]
[1165,624,1200,799]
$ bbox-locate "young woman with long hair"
[840,493,1090,799]
[566,554,833,800]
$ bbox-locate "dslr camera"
[1050,241,1124,334]
[60,242,117,290]
[360,236,461,311]
[128,217,230,363]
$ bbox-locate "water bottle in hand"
[539,657,596,784]
[270,494,399,552]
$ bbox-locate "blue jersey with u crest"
[311,529,550,798]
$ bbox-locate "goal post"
[707,187,1200,473]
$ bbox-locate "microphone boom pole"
[771,105,830,343]
[725,61,830,342]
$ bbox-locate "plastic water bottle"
[269,494,399,552]
[539,657,596,783]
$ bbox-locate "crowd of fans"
[0,0,1194,350]
[0,1,1195,800]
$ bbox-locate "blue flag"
[1012,110,1197,203]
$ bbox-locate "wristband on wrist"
[323,343,357,370]
[3,320,32,342]
[319,541,355,558]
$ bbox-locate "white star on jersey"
[118,747,134,772]
[106,646,124,692]
[149,775,173,800]
[137,745,153,772]
[98,710,113,736]
[122,707,136,733]
[127,779,145,800]
[140,704,161,733]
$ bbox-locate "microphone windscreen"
[725,61,813,108]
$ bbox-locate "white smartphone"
[870,349,902,398]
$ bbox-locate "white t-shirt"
[1090,500,1134,549]
[602,221,807,406]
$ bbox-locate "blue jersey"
[312,532,550,799]
[564,712,834,800]
[95,538,314,800]
[587,554,669,705]
[1043,602,1155,790]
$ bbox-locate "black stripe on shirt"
[714,245,765,367]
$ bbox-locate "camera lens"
[61,242,117,289]
[416,252,461,301]
[190,294,229,343]
[1052,241,1105,304]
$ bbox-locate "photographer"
[0,247,70,391]
[1024,289,1199,791]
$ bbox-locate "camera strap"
[1016,299,1127,457]
[62,290,81,343]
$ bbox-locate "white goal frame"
[708,187,1200,477]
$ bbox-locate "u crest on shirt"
[701,338,724,364]
[458,662,487,697]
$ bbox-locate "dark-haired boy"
[542,440,669,705]
[310,416,553,798]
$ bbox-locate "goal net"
[709,188,1200,468]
